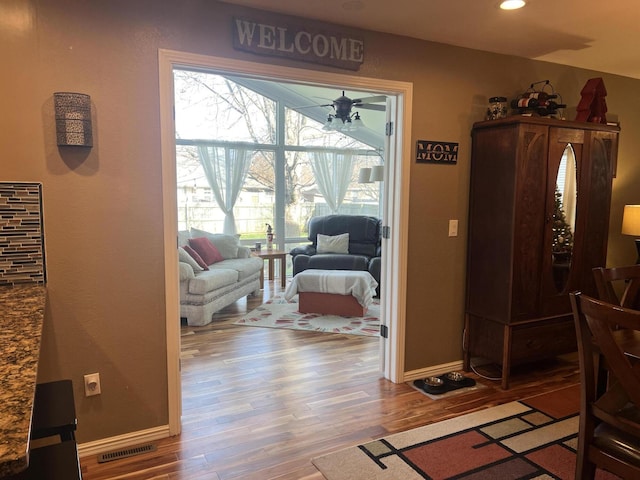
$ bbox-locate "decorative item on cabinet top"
[486,96,508,120]
[510,80,566,118]
[575,77,608,124]
[53,92,93,147]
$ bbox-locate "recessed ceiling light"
[500,0,526,10]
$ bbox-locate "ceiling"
[226,75,388,149]
[219,0,640,80]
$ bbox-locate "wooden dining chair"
[570,292,640,479]
[592,264,640,309]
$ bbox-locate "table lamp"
[621,205,640,263]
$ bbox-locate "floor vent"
[97,443,157,463]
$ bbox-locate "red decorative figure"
[575,77,608,123]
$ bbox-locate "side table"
[253,249,288,288]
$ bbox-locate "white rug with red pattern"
[235,294,380,336]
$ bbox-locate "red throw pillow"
[182,245,209,270]
[189,237,224,265]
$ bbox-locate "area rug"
[234,294,380,336]
[312,385,620,479]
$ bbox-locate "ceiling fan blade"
[352,95,387,104]
[356,104,386,112]
[294,103,333,109]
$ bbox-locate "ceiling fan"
[300,90,386,131]
[321,91,386,117]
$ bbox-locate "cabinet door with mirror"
[550,142,577,293]
[541,126,617,315]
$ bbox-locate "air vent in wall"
[97,443,157,463]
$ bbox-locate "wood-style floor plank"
[81,279,580,479]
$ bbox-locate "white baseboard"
[79,362,469,457]
[78,363,468,458]
[404,360,464,382]
[78,425,172,458]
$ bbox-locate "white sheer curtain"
[309,152,354,213]
[562,146,577,233]
[197,145,252,234]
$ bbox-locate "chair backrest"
[571,292,640,410]
[593,264,640,309]
[570,291,640,478]
[307,215,381,257]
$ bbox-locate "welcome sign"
[232,16,364,71]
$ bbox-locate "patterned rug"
[312,385,620,479]
[234,294,380,336]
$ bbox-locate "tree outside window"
[174,70,383,245]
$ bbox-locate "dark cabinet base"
[462,314,577,389]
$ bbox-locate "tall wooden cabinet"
[463,116,619,389]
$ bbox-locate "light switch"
[448,219,458,237]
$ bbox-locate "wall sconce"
[358,166,384,184]
[369,165,384,182]
[621,204,640,263]
[54,92,93,147]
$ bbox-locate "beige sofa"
[179,229,263,326]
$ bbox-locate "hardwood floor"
[80,279,580,480]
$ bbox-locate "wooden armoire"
[463,116,619,389]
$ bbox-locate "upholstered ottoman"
[284,269,378,316]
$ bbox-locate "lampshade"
[54,92,93,147]
[358,167,372,183]
[351,112,364,129]
[321,111,364,132]
[622,205,640,236]
[369,165,384,182]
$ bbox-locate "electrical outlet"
[84,373,101,396]
[448,219,458,237]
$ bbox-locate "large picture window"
[174,69,384,249]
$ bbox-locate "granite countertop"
[0,284,47,476]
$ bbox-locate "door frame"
[158,48,412,435]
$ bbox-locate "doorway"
[159,49,412,435]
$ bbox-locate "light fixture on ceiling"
[321,91,370,132]
[500,0,526,10]
[323,109,364,132]
[311,90,384,133]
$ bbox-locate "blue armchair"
[290,214,382,295]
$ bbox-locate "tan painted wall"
[2,0,639,442]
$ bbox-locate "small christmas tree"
[552,187,574,253]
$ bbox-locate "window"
[174,69,383,248]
